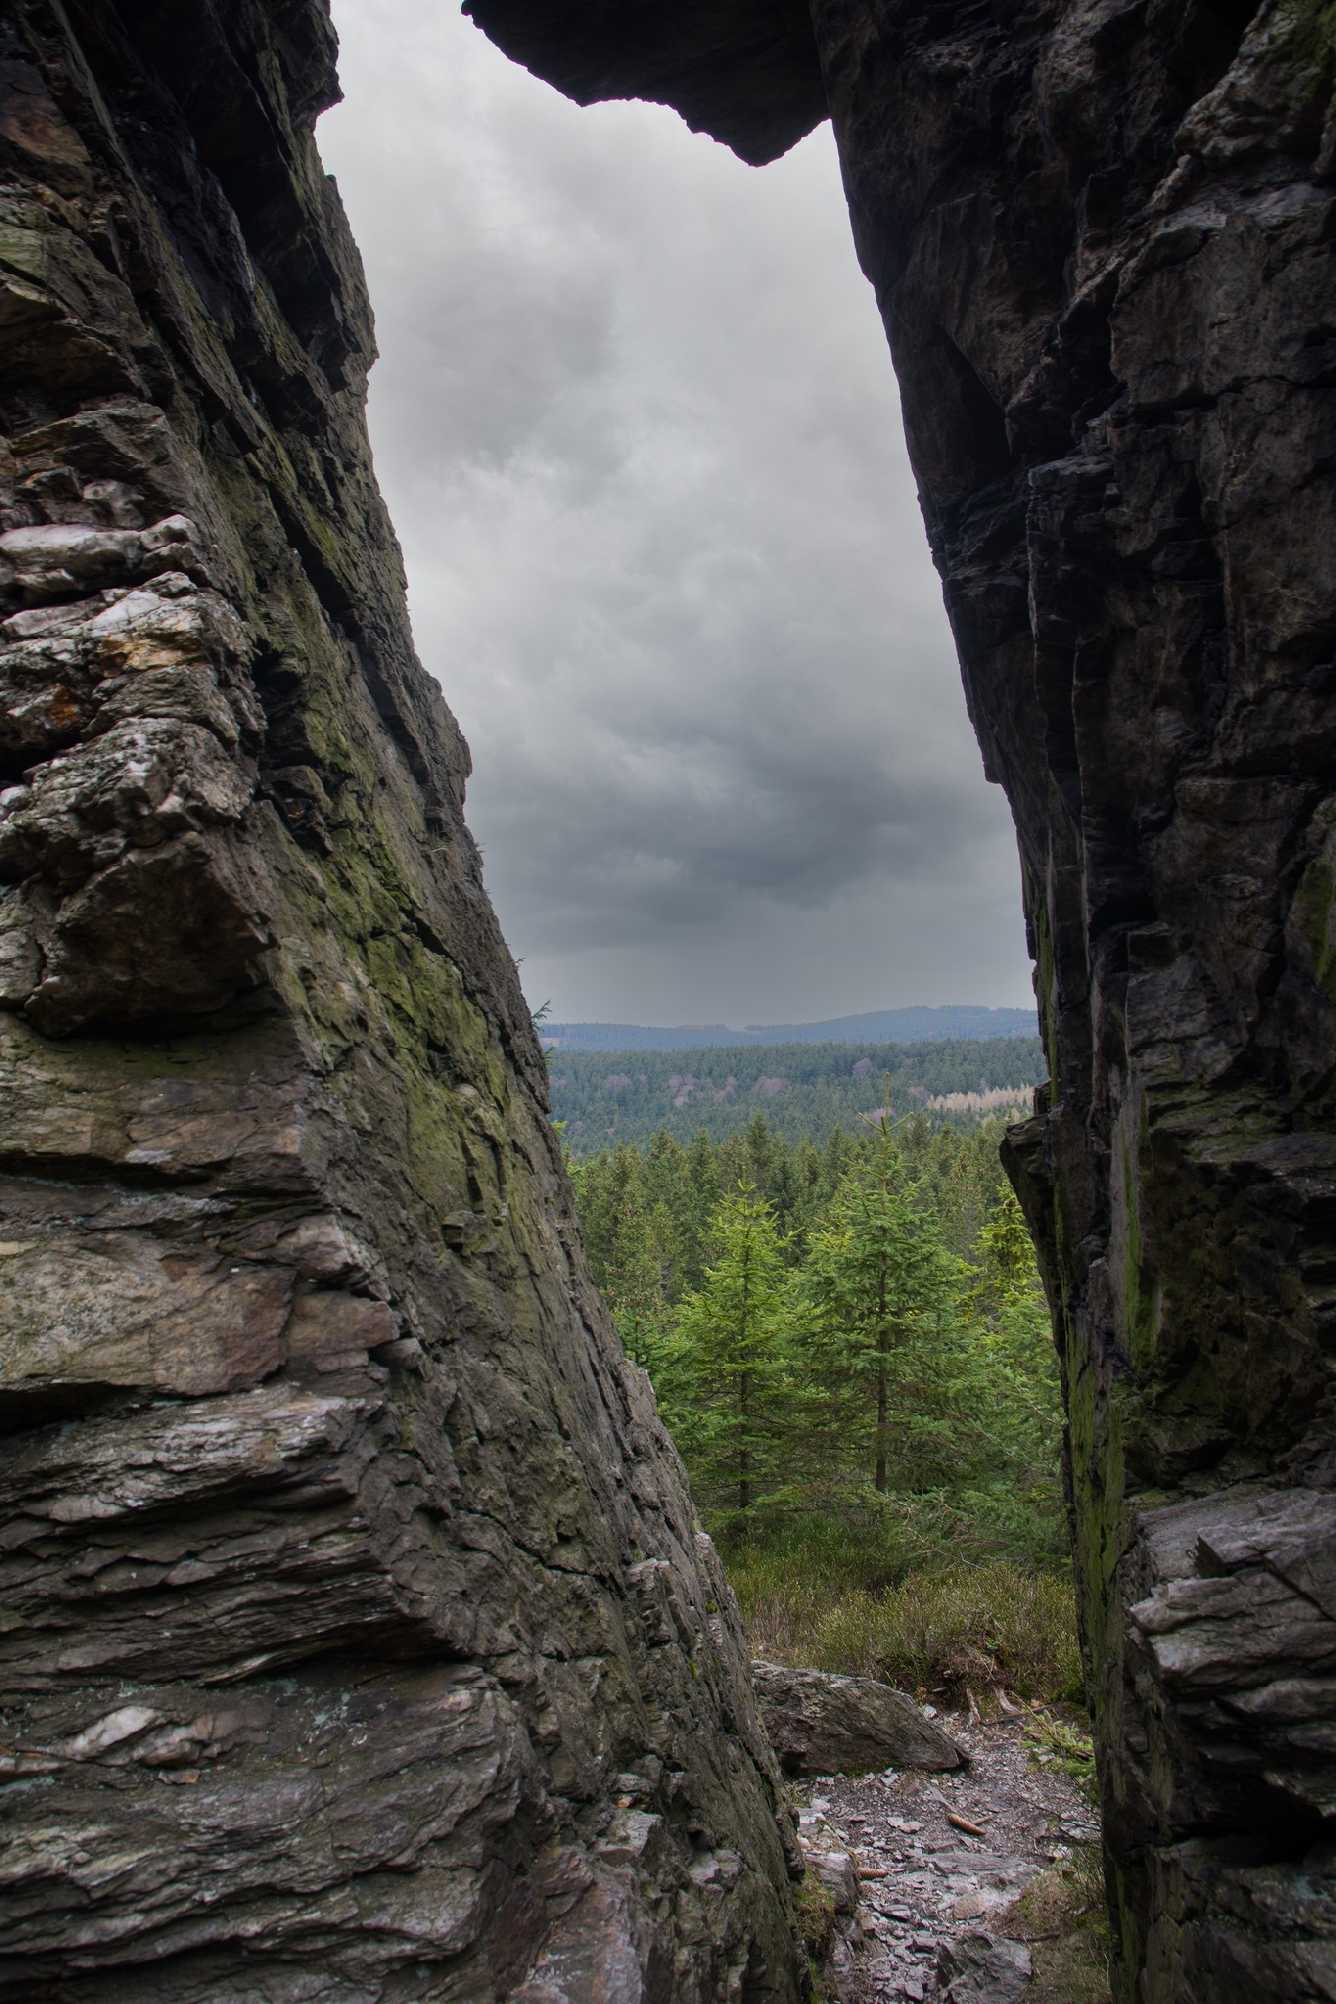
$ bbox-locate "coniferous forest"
[569,1102,1081,1701]
[551,1034,1047,1154]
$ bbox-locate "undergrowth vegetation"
[1003,1852,1110,2004]
[794,1868,838,1999]
[735,1560,1083,1703]
[1022,1710,1099,1794]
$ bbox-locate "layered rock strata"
[467,1,1336,1998]
[0,4,806,1998]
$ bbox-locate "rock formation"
[751,1660,964,1777]
[6,0,1335,1994]
[935,1931,1032,2004]
[0,4,806,1997]
[465,1,1336,1997]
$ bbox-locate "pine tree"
[572,1143,641,1290]
[743,1112,776,1198]
[566,1120,1068,1571]
[822,1123,853,1198]
[974,1183,1043,1314]
[603,1195,668,1364]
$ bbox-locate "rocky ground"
[797,1714,1108,2004]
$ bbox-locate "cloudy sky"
[319,1,1033,1025]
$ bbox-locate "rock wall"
[0,4,806,1998]
[467,0,1336,1997]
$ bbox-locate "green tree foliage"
[957,1185,1065,1564]
[975,1182,1043,1310]
[672,1185,792,1529]
[549,1035,1046,1155]
[794,1136,966,1494]
[572,1112,1067,1580]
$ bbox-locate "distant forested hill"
[744,1004,1037,1044]
[550,1035,1046,1154]
[542,1005,1036,1052]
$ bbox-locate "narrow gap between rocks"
[797,1711,1107,2004]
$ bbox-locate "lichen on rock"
[0,3,806,1997]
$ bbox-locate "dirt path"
[795,1714,1107,2002]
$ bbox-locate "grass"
[999,1849,1110,2004]
[1008,1707,1107,2000]
[1023,1709,1098,1799]
[733,1555,1084,1705]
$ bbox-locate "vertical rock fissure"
[0,4,809,1999]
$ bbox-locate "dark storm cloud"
[320,1,1034,1021]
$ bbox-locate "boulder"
[752,1659,965,1775]
[936,1930,1033,2004]
[802,1846,860,1918]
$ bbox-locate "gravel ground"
[795,1713,1101,2002]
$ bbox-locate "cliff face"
[468,0,1336,1998]
[0,5,805,1998]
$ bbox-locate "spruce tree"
[795,1122,964,1494]
[680,1131,721,1292]
[672,1183,791,1527]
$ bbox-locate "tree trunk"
[874,1264,889,1494]
[739,1242,752,1514]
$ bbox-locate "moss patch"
[794,1867,837,2000]
[1285,0,1336,69]
[1292,845,1336,1003]
[794,1867,836,1958]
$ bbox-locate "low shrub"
[733,1555,1083,1705]
[812,1562,1082,1700]
[726,1507,917,1659]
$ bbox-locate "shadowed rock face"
[0,4,806,1998]
[464,1,1336,1998]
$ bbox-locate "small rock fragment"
[936,1929,1032,2003]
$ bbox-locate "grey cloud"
[321,0,1033,1022]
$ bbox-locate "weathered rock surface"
[464,2,1336,1998]
[793,1718,1089,2003]
[798,1846,866,1995]
[804,1848,862,1921]
[753,1660,965,1776]
[0,4,805,1998]
[935,1930,1032,2004]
